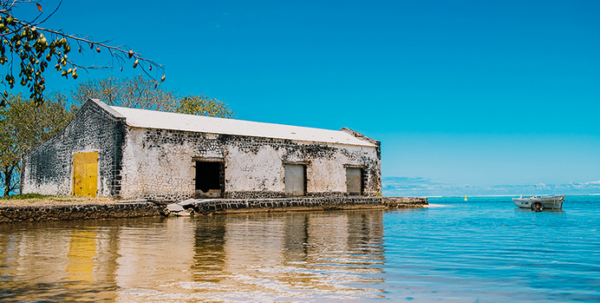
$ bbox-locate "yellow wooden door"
[72,152,98,197]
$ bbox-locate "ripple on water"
[0,196,599,302]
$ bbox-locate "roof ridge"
[108,105,377,147]
[109,105,346,133]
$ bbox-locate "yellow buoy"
[464,195,468,201]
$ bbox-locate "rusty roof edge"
[339,127,380,146]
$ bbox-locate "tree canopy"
[0,0,164,106]
[71,75,178,111]
[72,75,235,118]
[176,95,235,118]
[0,93,74,195]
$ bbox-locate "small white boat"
[513,195,565,210]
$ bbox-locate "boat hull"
[513,195,565,209]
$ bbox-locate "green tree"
[71,75,178,111]
[0,93,74,195]
[176,95,235,118]
[0,0,164,106]
[72,75,235,118]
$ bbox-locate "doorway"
[72,152,98,198]
[195,161,224,198]
[285,164,306,196]
[346,167,363,195]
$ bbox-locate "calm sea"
[1,195,599,302]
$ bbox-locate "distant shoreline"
[417,194,600,198]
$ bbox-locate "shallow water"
[0,195,599,302]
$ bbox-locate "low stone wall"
[0,197,427,224]
[0,202,161,224]
[187,196,428,215]
[384,197,429,207]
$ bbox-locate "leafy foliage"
[0,93,74,195]
[0,0,164,106]
[72,75,235,118]
[71,75,178,111]
[176,95,235,118]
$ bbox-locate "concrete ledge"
[0,202,161,224]
[0,196,427,224]
[186,196,428,215]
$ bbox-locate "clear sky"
[16,0,600,194]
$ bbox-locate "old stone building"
[21,99,381,202]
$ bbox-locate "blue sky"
[15,0,600,195]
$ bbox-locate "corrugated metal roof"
[109,106,377,147]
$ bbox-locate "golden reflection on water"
[0,210,386,302]
[66,229,97,283]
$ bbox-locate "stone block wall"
[21,99,127,197]
[119,128,381,202]
[21,99,381,202]
[0,197,426,224]
[187,196,427,214]
[0,203,160,224]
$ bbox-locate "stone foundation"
[0,197,427,224]
[0,202,160,224]
[185,196,427,215]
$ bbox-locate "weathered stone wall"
[187,196,427,214]
[120,128,381,202]
[21,100,127,197]
[21,99,381,202]
[0,197,426,224]
[0,203,161,224]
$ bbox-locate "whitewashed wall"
[119,127,380,202]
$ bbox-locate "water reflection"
[0,223,119,301]
[0,210,385,302]
[514,208,566,214]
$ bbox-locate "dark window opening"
[195,161,224,198]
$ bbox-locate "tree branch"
[0,0,166,106]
